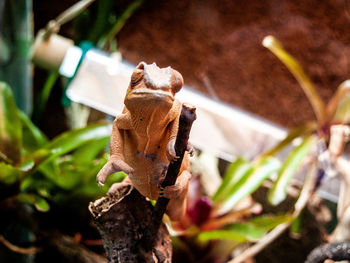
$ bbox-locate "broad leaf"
[290,212,302,237]
[250,214,293,230]
[38,154,110,192]
[198,214,292,243]
[262,123,316,157]
[71,171,126,199]
[262,36,326,125]
[268,136,316,205]
[0,82,22,164]
[31,123,112,167]
[72,137,109,164]
[17,193,50,212]
[212,157,252,203]
[20,176,54,194]
[32,72,58,123]
[19,159,35,172]
[214,157,281,215]
[227,223,266,241]
[39,159,84,190]
[0,162,20,184]
[19,110,48,153]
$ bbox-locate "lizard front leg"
[166,119,194,161]
[96,117,134,186]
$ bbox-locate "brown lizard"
[96,62,193,221]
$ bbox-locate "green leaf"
[268,136,316,205]
[39,160,84,190]
[72,137,109,164]
[18,159,35,172]
[197,230,247,243]
[290,212,302,237]
[0,82,22,164]
[97,0,144,49]
[38,154,110,191]
[17,193,50,212]
[32,72,58,123]
[70,173,118,199]
[250,214,293,231]
[261,123,316,157]
[31,123,111,167]
[68,165,125,198]
[228,223,267,241]
[212,157,252,202]
[327,80,350,123]
[198,214,293,243]
[262,36,326,125]
[33,196,50,212]
[0,162,20,184]
[19,110,48,153]
[20,176,55,198]
[215,157,281,215]
[227,214,293,241]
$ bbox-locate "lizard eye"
[130,69,144,87]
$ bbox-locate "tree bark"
[89,185,172,263]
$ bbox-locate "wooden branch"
[89,185,172,263]
[143,103,196,249]
[305,241,350,263]
[0,235,41,255]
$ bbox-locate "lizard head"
[124,62,183,110]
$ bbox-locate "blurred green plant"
[32,0,143,123]
[73,0,143,51]
[0,81,124,212]
[262,35,350,206]
[170,35,350,263]
[0,0,33,114]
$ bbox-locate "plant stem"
[98,0,143,50]
[228,158,318,263]
[262,36,326,125]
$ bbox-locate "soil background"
[33,0,350,131]
[117,0,350,128]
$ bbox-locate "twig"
[51,235,107,263]
[43,0,96,39]
[200,74,220,101]
[0,235,41,255]
[143,103,196,249]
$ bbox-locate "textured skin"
[96,62,191,221]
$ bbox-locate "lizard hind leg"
[164,170,191,221]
